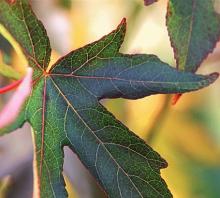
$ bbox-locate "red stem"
[0,79,22,94]
[172,93,182,105]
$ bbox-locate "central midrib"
[49,76,145,198]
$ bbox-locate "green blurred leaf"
[0,62,20,80]
[58,0,72,9]
[0,0,219,197]
[167,0,220,72]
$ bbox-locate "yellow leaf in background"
[46,50,60,73]
[157,138,193,198]
[64,174,78,198]
[11,51,27,76]
[0,24,27,75]
[125,94,165,137]
[70,4,89,49]
[104,98,128,126]
[0,52,21,80]
[70,0,130,50]
[163,110,220,165]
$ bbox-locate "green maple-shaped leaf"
[167,0,220,72]
[0,1,218,197]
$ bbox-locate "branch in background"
[145,94,171,144]
[0,176,12,198]
[0,79,22,94]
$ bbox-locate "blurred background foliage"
[0,0,220,197]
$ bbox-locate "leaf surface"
[166,0,220,72]
[0,0,51,77]
[0,1,218,197]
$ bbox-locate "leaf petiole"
[172,93,182,105]
[0,79,22,94]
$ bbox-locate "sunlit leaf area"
[0,0,220,197]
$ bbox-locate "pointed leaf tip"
[117,18,126,31]
[120,18,126,25]
[144,0,158,6]
[209,72,219,79]
[171,72,219,106]
[206,72,219,85]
